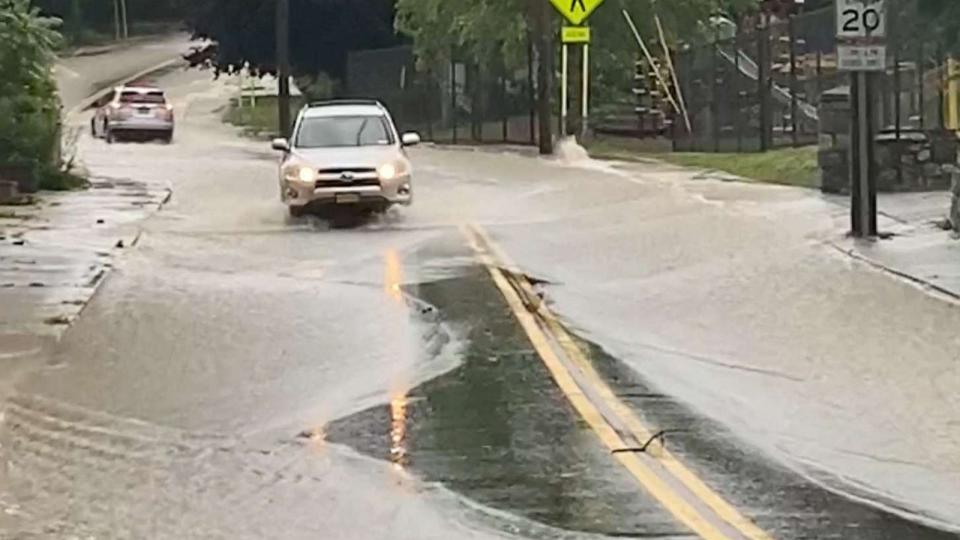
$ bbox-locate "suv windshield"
[120,90,166,104]
[294,115,393,148]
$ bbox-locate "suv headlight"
[283,163,317,183]
[378,161,409,181]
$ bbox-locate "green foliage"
[38,165,87,191]
[395,0,528,70]
[0,0,63,177]
[396,0,759,103]
[916,0,960,53]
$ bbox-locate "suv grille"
[314,167,380,189]
[316,178,380,188]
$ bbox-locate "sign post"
[551,0,604,138]
[837,0,886,237]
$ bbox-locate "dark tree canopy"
[33,0,186,36]
[178,0,401,80]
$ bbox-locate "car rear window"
[120,91,166,104]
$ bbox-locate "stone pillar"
[0,180,18,204]
[818,86,850,193]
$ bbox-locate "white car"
[92,84,175,143]
[272,99,420,217]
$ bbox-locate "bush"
[0,0,64,186]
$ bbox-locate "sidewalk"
[0,178,171,336]
[844,192,960,299]
[1,37,190,363]
[654,155,960,299]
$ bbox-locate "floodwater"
[1,56,959,538]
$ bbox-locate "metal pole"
[735,27,743,152]
[816,50,822,101]
[938,43,945,130]
[949,57,959,130]
[851,72,877,237]
[917,43,925,130]
[581,43,589,139]
[758,17,772,151]
[527,35,536,145]
[501,75,509,142]
[530,0,554,154]
[113,0,121,41]
[711,35,719,152]
[561,43,569,137]
[789,16,799,147]
[451,58,458,143]
[120,0,128,39]
[276,0,291,138]
[894,47,901,140]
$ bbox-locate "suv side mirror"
[271,138,290,152]
[401,132,421,146]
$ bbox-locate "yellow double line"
[462,224,773,540]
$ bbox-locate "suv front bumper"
[283,174,413,209]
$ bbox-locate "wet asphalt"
[0,59,958,539]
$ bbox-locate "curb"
[827,241,960,305]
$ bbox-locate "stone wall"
[818,86,959,194]
[874,130,958,192]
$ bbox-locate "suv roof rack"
[306,99,384,108]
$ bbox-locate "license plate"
[335,193,361,204]
[137,108,151,116]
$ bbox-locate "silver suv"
[272,100,420,217]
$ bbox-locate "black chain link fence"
[671,7,950,153]
[345,46,538,146]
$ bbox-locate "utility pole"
[113,0,121,41]
[276,0,291,138]
[530,0,554,154]
[120,0,128,39]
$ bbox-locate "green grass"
[223,96,304,139]
[585,136,675,159]
[658,147,820,189]
[39,168,88,191]
[586,136,820,189]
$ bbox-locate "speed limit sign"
[837,0,887,39]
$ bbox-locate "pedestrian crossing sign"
[549,0,604,26]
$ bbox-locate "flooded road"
[1,59,959,538]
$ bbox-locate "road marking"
[462,224,774,540]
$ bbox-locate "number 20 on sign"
[836,0,886,39]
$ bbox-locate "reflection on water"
[385,249,409,472]
[390,395,408,470]
[326,270,685,537]
[384,249,404,303]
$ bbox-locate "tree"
[178,0,400,80]
[917,0,960,52]
[0,0,62,181]
[34,0,188,42]
[395,0,759,120]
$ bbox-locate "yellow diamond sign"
[550,0,604,26]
